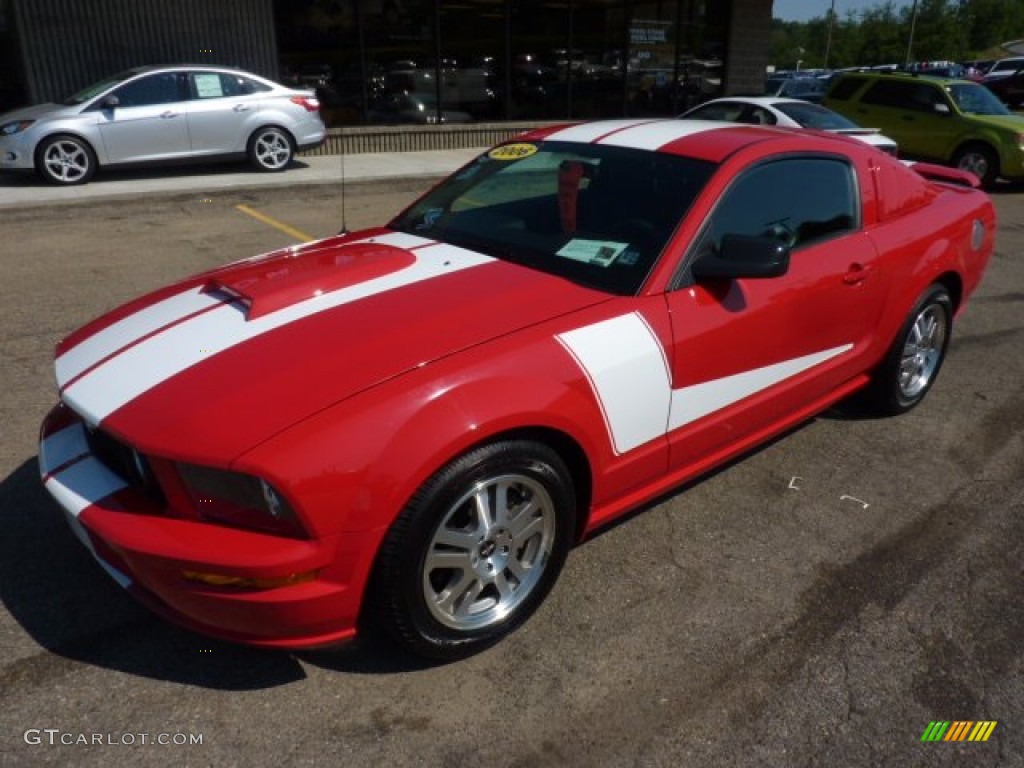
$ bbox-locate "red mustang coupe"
[39,120,994,659]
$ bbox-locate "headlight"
[176,462,307,538]
[0,120,35,136]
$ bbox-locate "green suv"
[823,72,1024,186]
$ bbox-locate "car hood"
[0,102,69,123]
[55,230,611,462]
[961,112,1024,130]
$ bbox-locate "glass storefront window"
[274,0,726,127]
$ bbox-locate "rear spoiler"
[906,161,981,188]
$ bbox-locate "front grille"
[86,427,165,507]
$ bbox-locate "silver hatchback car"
[0,65,327,185]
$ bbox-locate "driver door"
[96,72,192,164]
[662,155,886,469]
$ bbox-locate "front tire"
[36,135,96,185]
[953,143,998,188]
[865,284,952,415]
[368,440,576,660]
[248,126,294,172]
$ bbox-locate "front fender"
[234,334,616,538]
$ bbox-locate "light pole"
[905,0,919,66]
[824,0,836,68]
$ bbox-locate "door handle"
[843,263,875,285]
[233,104,250,112]
[160,110,179,118]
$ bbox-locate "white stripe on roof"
[542,120,663,144]
[596,120,726,151]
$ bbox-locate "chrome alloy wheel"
[899,303,948,398]
[43,140,90,183]
[254,130,291,169]
[422,473,556,631]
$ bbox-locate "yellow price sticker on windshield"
[488,143,538,161]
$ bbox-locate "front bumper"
[38,403,378,649]
[0,132,37,171]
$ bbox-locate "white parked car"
[680,96,898,155]
[0,65,327,185]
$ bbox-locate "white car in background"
[681,96,898,155]
[0,65,326,185]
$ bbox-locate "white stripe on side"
[62,243,494,425]
[55,288,222,387]
[557,312,672,455]
[559,313,853,454]
[597,120,724,151]
[668,344,853,430]
[39,422,90,474]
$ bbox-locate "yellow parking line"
[235,204,314,243]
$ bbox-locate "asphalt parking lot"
[1,172,1022,767]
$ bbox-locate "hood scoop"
[202,242,417,320]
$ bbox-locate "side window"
[689,102,745,121]
[697,157,857,257]
[827,75,868,101]
[189,73,271,99]
[860,80,916,108]
[907,83,947,113]
[111,73,183,107]
[744,106,776,125]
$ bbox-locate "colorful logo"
[920,721,997,742]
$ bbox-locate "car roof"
[518,118,853,164]
[694,96,806,107]
[123,64,254,76]
[839,71,976,86]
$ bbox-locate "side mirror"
[100,94,120,110]
[692,234,791,280]
[933,102,951,115]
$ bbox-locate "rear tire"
[367,440,576,660]
[953,143,998,187]
[36,135,96,185]
[864,284,952,416]
[248,126,294,172]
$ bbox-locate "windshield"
[947,82,1011,115]
[776,102,859,130]
[389,141,716,295]
[62,70,138,105]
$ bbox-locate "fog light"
[182,569,319,590]
[4,152,16,162]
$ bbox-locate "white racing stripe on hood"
[56,289,224,386]
[61,242,493,425]
[56,232,438,390]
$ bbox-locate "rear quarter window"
[827,75,869,101]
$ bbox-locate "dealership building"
[0,0,771,127]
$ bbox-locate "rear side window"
[190,72,272,99]
[697,157,858,256]
[827,75,868,101]
[861,80,945,112]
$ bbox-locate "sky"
[773,0,913,22]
